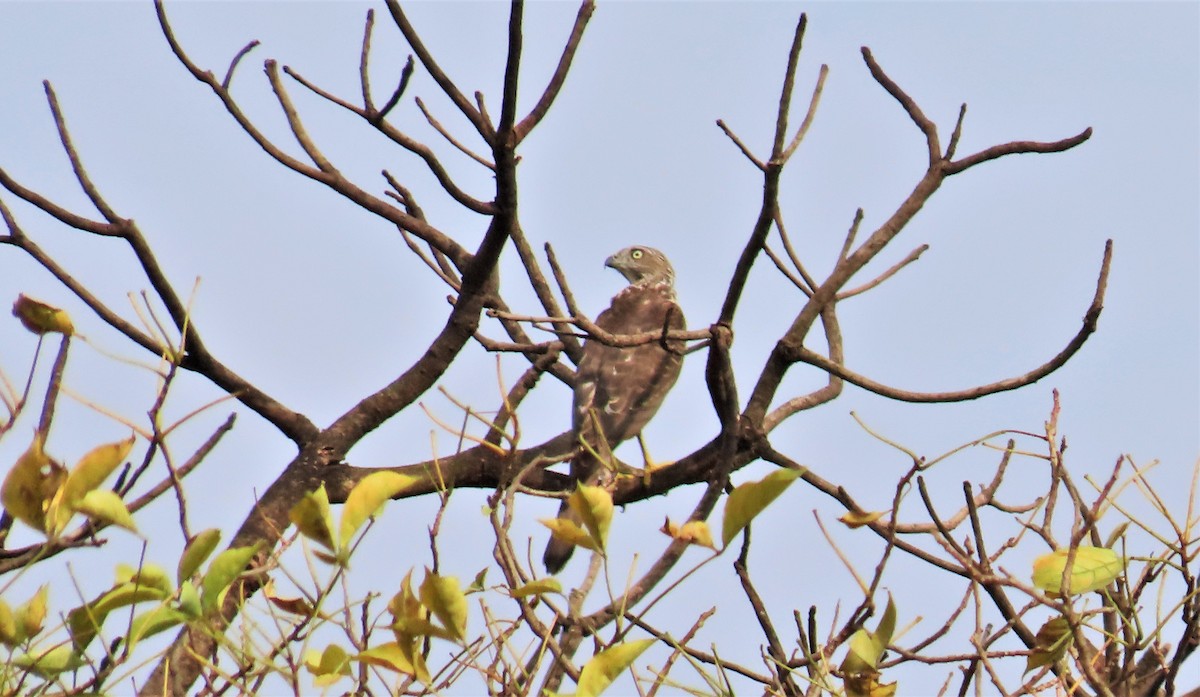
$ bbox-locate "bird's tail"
[542,498,580,574]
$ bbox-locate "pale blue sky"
[1,2,1197,694]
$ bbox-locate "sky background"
[1,1,1197,694]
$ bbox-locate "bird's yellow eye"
[630,248,644,259]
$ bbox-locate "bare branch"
[945,103,967,160]
[716,119,765,170]
[801,239,1111,403]
[861,46,940,164]
[384,0,490,141]
[774,211,818,293]
[377,55,415,120]
[222,40,260,90]
[770,13,808,159]
[781,62,828,163]
[838,243,928,299]
[514,0,596,143]
[358,10,376,112]
[946,127,1093,174]
[0,168,115,236]
[497,0,524,136]
[416,97,496,170]
[283,65,495,212]
[264,60,338,174]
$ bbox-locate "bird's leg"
[638,434,675,486]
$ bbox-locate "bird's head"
[605,246,674,287]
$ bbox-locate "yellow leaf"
[48,435,134,535]
[842,628,883,673]
[839,510,885,528]
[660,518,716,549]
[12,294,74,335]
[288,485,335,553]
[17,585,49,639]
[419,569,467,642]
[74,489,137,533]
[721,468,801,547]
[840,596,897,675]
[509,578,563,598]
[304,644,351,686]
[1026,617,1072,673]
[567,484,613,551]
[577,639,655,697]
[539,517,600,553]
[357,642,416,675]
[0,600,19,647]
[388,571,425,627]
[844,670,897,697]
[1032,546,1124,595]
[339,472,418,551]
[2,433,63,534]
[60,436,134,507]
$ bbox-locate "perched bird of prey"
[542,246,686,574]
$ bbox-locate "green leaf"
[177,581,202,618]
[12,294,74,335]
[568,484,613,552]
[339,472,418,552]
[288,484,335,553]
[11,645,85,677]
[66,580,171,651]
[122,564,174,596]
[1025,617,1072,673]
[127,606,189,652]
[509,578,563,598]
[1032,546,1124,595]
[419,569,467,642]
[178,528,222,583]
[467,567,489,593]
[576,639,655,697]
[721,468,801,547]
[74,489,137,533]
[201,544,260,613]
